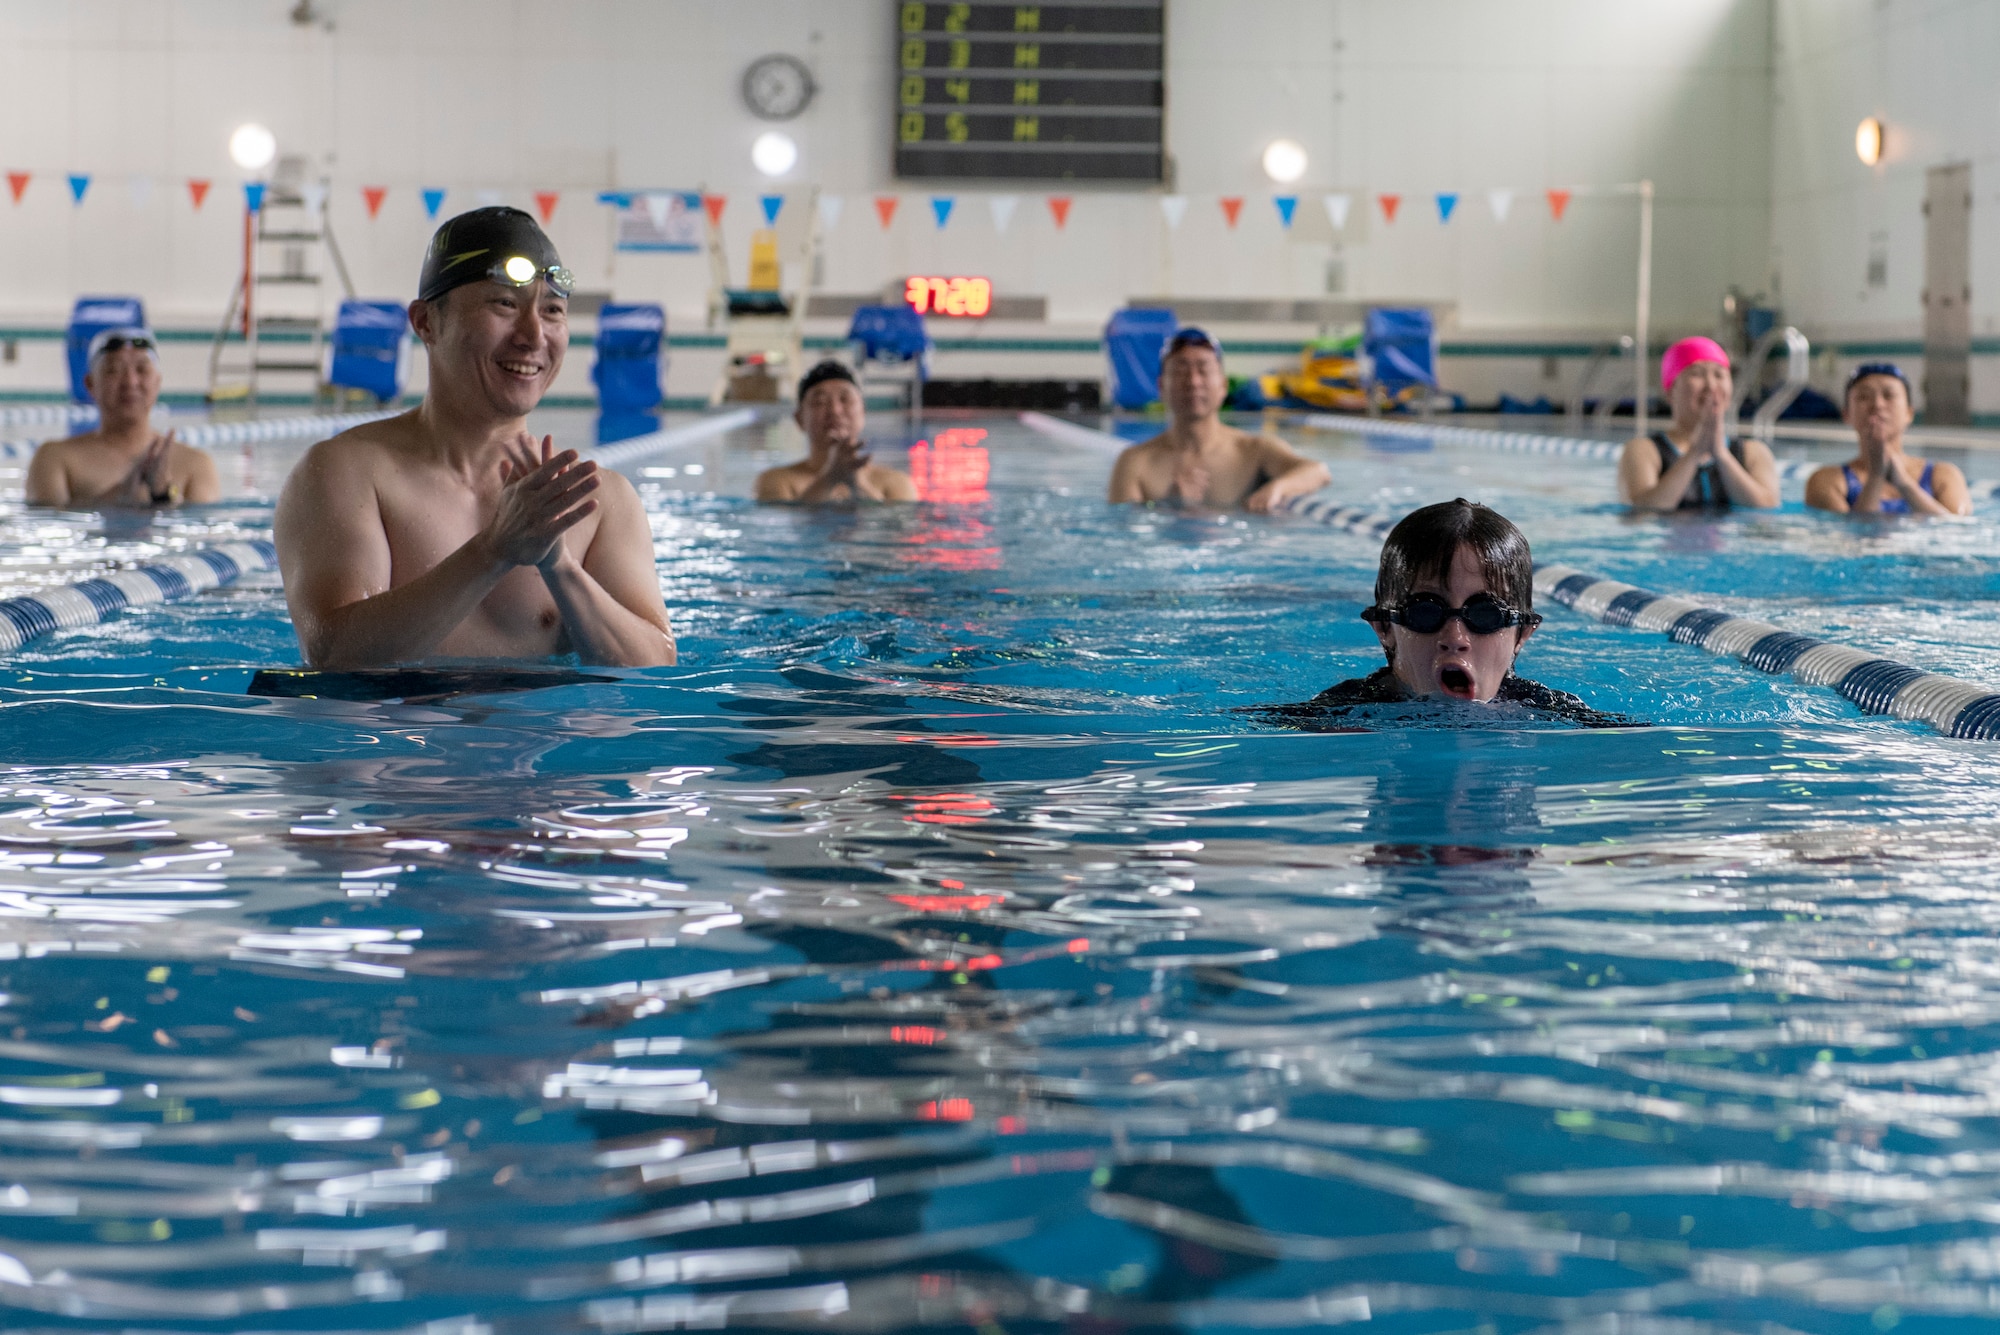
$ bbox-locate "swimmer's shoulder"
[294,410,421,474]
[1497,675,1649,728]
[864,462,918,500]
[753,458,812,502]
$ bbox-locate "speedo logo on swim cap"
[434,247,492,274]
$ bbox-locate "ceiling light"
[1855,116,1884,166]
[229,123,277,171]
[1261,139,1307,185]
[752,131,798,178]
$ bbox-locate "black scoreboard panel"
[893,1,1165,183]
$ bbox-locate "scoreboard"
[893,1,1165,183]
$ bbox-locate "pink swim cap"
[1660,336,1730,393]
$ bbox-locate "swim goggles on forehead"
[94,333,157,356]
[489,254,575,297]
[1361,592,1541,636]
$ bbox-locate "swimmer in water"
[274,206,674,669]
[1263,499,1640,728]
[24,327,219,508]
[753,361,917,503]
[1805,362,1970,516]
[1108,327,1330,512]
[1617,336,1779,512]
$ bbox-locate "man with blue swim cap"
[24,326,219,508]
[1108,327,1330,511]
[274,206,675,667]
[1805,363,1969,516]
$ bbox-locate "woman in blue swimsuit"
[1805,363,1970,516]
[1618,336,1780,512]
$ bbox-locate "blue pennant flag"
[930,196,955,229]
[759,194,783,225]
[1273,195,1298,227]
[1436,192,1459,223]
[67,173,90,204]
[421,188,446,219]
[243,181,267,213]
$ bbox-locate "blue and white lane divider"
[589,407,762,468]
[0,540,278,654]
[1288,412,2000,500]
[1536,562,2000,738]
[0,404,99,430]
[0,409,400,461]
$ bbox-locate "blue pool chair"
[66,296,148,403]
[326,300,410,405]
[847,304,932,409]
[1103,307,1179,410]
[1364,307,1439,412]
[593,303,667,413]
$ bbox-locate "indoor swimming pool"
[2,410,2000,1332]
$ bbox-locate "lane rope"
[589,408,762,468]
[0,540,278,655]
[1,409,401,461]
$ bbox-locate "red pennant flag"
[702,194,727,226]
[874,195,899,228]
[186,178,211,210]
[1377,193,1401,223]
[361,185,387,219]
[533,190,559,224]
[1546,188,1572,221]
[5,171,28,204]
[1047,195,1072,228]
[1218,196,1244,228]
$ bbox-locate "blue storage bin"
[593,303,666,412]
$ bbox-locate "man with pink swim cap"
[1617,336,1779,512]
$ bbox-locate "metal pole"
[1634,178,1653,440]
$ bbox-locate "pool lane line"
[0,409,401,461]
[0,539,277,655]
[1287,412,2000,501]
[1535,561,2000,738]
[588,407,763,469]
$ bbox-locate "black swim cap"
[797,359,859,401]
[417,206,564,304]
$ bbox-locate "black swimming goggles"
[96,334,157,355]
[489,254,575,297]
[1362,593,1541,636]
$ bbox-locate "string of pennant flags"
[4,172,1584,230]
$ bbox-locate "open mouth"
[1439,665,1475,699]
[497,360,544,379]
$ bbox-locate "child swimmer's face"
[1372,545,1537,702]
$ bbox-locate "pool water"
[2,411,2000,1332]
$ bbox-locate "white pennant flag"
[475,187,504,207]
[1323,193,1351,231]
[989,194,1019,232]
[301,181,329,214]
[1487,187,1515,223]
[818,193,843,231]
[127,174,153,208]
[644,192,672,228]
[1159,195,1188,229]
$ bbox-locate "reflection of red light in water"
[891,1025,940,1044]
[909,428,991,502]
[888,892,1005,911]
[918,1097,975,1121]
[899,792,998,826]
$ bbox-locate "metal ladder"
[1730,325,1810,438]
[207,163,354,406]
[1567,335,1635,430]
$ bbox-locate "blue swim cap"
[1161,325,1224,366]
[1845,361,1911,398]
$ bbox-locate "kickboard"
[247,667,619,703]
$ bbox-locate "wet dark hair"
[1373,498,1534,615]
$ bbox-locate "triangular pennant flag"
[1274,195,1298,227]
[534,190,559,223]
[818,193,844,230]
[874,195,899,228]
[188,178,212,210]
[6,172,27,204]
[1487,187,1515,223]
[1435,192,1459,223]
[1159,195,1188,229]
[244,181,267,212]
[1047,195,1072,228]
[989,194,1017,232]
[759,194,783,225]
[1546,188,1572,221]
[299,181,327,214]
[67,173,91,204]
[644,192,672,228]
[361,185,386,219]
[1378,193,1401,222]
[128,175,153,208]
[1219,196,1244,227]
[1323,193,1351,230]
[421,187,446,218]
[702,194,727,226]
[475,188,503,208]
[930,196,954,229]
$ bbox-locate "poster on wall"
[598,190,704,252]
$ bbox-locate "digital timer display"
[905,275,994,317]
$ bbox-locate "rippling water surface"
[1,413,1999,1333]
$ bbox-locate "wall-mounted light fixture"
[752,130,799,178]
[1261,139,1307,185]
[229,123,277,171]
[1855,116,1884,167]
